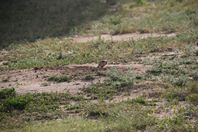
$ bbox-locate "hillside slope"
[0,0,197,131]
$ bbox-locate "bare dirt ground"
[70,33,177,43]
[0,63,150,94]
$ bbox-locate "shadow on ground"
[0,0,117,48]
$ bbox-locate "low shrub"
[187,94,198,105]
[85,104,109,119]
[0,88,16,100]
[172,77,188,87]
[131,97,147,105]
[106,68,134,88]
[188,81,198,94]
[191,72,198,80]
[2,95,32,111]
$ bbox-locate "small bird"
[97,60,108,69]
[33,67,43,73]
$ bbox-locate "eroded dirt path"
[70,33,176,43]
[0,63,150,94]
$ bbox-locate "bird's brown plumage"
[97,60,107,69]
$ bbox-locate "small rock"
[0,61,9,66]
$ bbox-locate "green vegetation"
[0,81,197,131]
[0,88,16,100]
[192,72,198,81]
[157,115,193,131]
[78,0,198,35]
[164,81,198,102]
[0,88,84,129]
[130,97,147,105]
[147,52,197,86]
[83,69,134,99]
[6,101,157,132]
[0,0,197,131]
[0,0,197,70]
[2,95,31,112]
[187,94,198,105]
[1,33,196,70]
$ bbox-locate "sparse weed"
[83,82,115,99]
[164,81,198,102]
[188,81,198,93]
[171,76,188,87]
[136,0,145,5]
[84,103,109,119]
[164,87,187,102]
[130,97,147,105]
[106,68,134,87]
[157,115,191,131]
[66,103,81,111]
[187,94,198,105]
[84,69,134,99]
[184,105,198,120]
